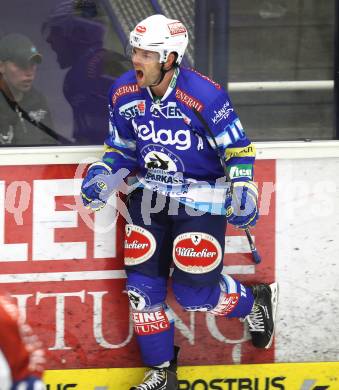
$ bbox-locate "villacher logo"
[173,232,222,274]
[124,224,156,265]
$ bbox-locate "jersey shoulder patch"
[177,68,227,111]
[109,70,141,106]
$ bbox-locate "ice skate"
[130,347,179,390]
[246,283,278,349]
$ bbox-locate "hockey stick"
[192,107,261,264]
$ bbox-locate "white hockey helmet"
[129,14,188,65]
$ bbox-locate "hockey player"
[0,295,46,390]
[81,14,278,390]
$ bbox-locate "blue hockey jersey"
[103,67,256,214]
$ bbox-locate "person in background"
[43,0,129,144]
[0,33,58,146]
[0,295,46,390]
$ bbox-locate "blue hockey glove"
[11,376,46,390]
[81,162,130,211]
[81,161,113,211]
[225,181,259,229]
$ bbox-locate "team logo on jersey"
[141,145,186,185]
[124,224,156,265]
[210,292,240,316]
[225,144,256,161]
[127,286,151,310]
[119,100,146,119]
[132,119,191,150]
[173,232,222,274]
[228,164,253,179]
[211,101,233,124]
[150,101,182,119]
[112,83,140,105]
[145,152,170,170]
[132,308,170,335]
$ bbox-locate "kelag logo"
[178,376,286,389]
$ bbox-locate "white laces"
[150,102,162,115]
[137,369,166,389]
[246,304,265,332]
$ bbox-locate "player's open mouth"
[136,70,144,81]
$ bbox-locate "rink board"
[1,144,339,369]
[44,362,339,389]
[0,160,276,369]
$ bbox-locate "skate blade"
[265,282,279,349]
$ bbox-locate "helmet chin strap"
[149,63,176,88]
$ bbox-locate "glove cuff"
[233,180,258,197]
[87,161,112,173]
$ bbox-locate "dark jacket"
[0,77,56,146]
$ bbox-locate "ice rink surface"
[275,158,339,362]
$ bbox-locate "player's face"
[0,61,37,92]
[131,47,161,87]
